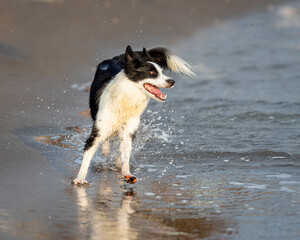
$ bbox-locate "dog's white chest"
[97,76,149,133]
[116,95,147,121]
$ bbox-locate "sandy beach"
[1,0,300,239]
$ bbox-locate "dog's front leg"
[72,126,101,185]
[119,118,139,184]
[120,132,133,176]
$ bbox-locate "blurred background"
[0,0,283,76]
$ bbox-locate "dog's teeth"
[160,94,167,100]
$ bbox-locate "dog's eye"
[149,70,156,76]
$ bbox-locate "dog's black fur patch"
[89,59,122,121]
[89,46,170,121]
[124,46,159,82]
[84,125,99,151]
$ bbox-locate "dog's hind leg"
[72,125,102,185]
[119,117,140,184]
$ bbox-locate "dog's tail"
[148,47,196,77]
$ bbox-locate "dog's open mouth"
[144,83,166,101]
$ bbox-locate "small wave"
[279,181,300,185]
[245,184,268,190]
[266,174,292,179]
[229,182,267,189]
[271,156,286,159]
[229,182,244,186]
[279,186,296,193]
[175,175,193,178]
[147,168,158,172]
[144,192,155,196]
[227,111,300,123]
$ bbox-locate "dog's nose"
[166,79,175,86]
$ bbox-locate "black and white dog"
[72,46,194,185]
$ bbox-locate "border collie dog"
[72,46,194,185]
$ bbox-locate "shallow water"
[1,1,300,240]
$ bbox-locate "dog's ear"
[142,47,151,60]
[125,45,142,70]
[125,45,137,63]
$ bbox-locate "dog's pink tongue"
[151,85,163,96]
[145,84,166,98]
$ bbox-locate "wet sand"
[1,0,299,239]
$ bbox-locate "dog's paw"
[71,178,88,186]
[124,175,137,184]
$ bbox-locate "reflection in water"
[74,182,137,240]
[0,185,138,240]
[71,176,230,240]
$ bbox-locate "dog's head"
[124,46,175,102]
